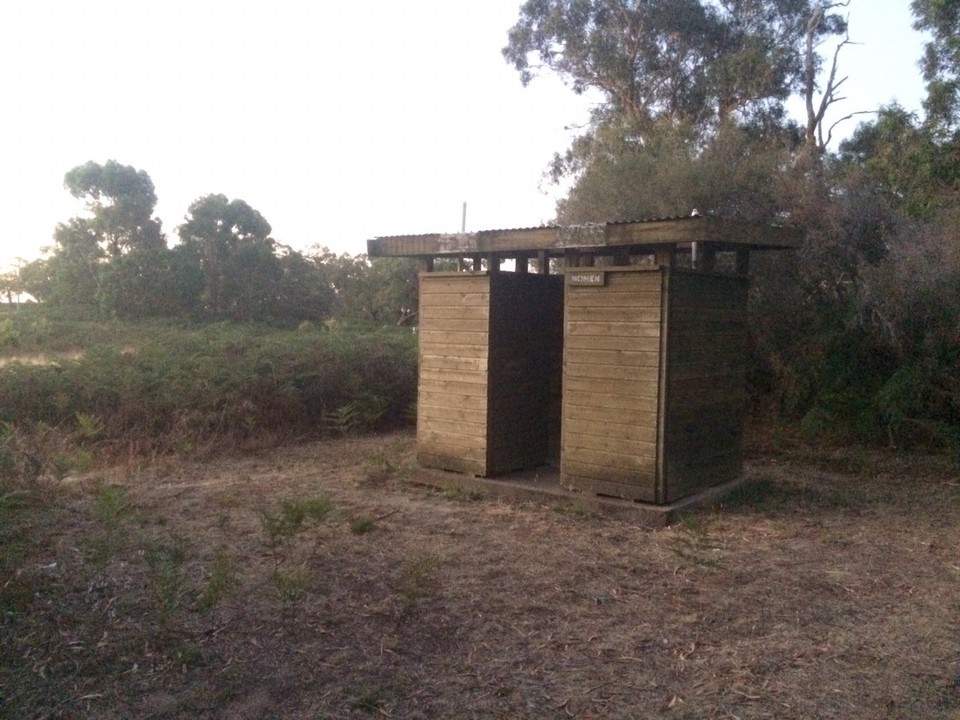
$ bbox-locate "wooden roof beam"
[368,218,801,258]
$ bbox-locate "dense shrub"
[0,316,417,459]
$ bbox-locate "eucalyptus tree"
[504,0,846,134]
[177,194,278,320]
[38,161,167,307]
[62,160,164,256]
[912,0,960,136]
[504,0,849,223]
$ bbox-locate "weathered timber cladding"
[562,268,665,502]
[417,272,563,476]
[662,270,749,502]
[560,267,749,504]
[417,273,491,474]
[487,272,564,474]
[373,217,798,506]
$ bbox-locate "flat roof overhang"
[367,216,802,259]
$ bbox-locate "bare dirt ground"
[3,430,959,719]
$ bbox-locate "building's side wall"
[663,270,749,501]
[561,268,663,502]
[417,273,491,475]
[486,272,564,475]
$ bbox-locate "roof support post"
[537,250,549,274]
[654,245,675,268]
[736,247,750,275]
[613,248,630,266]
[700,245,717,273]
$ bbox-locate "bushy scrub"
[0,317,417,459]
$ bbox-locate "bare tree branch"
[799,3,858,164]
[824,110,878,148]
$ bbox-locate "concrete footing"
[410,466,747,528]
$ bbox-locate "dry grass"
[2,431,959,719]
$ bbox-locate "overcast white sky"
[0,0,928,274]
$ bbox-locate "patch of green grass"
[88,481,128,568]
[720,475,859,514]
[720,477,783,510]
[270,565,310,604]
[0,570,39,617]
[397,554,443,607]
[197,547,236,613]
[259,496,334,552]
[172,641,208,671]
[144,534,191,629]
[442,485,486,502]
[349,516,376,535]
[93,481,126,526]
[551,500,592,518]
[362,448,398,485]
[351,685,389,714]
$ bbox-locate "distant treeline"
[2,162,418,327]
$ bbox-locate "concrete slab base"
[409,466,747,528]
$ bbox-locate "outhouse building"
[368,216,800,505]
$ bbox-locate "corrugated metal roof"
[372,215,701,241]
[368,216,801,257]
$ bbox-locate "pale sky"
[0,0,928,274]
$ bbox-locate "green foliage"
[259,496,334,553]
[197,547,237,613]
[318,250,419,326]
[504,0,843,134]
[92,482,126,529]
[325,402,362,435]
[144,534,191,629]
[63,160,164,256]
[397,554,443,607]
[97,246,204,319]
[270,566,310,603]
[88,481,127,568]
[177,193,278,321]
[258,495,333,611]
[0,317,21,348]
[349,516,376,535]
[0,318,417,452]
[37,160,165,309]
[17,161,421,328]
[73,412,103,445]
[362,448,402,485]
[555,119,792,224]
[911,0,960,133]
[839,105,960,220]
[442,485,486,502]
[352,685,389,714]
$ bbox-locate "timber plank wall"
[562,268,663,502]
[417,272,563,476]
[663,270,749,502]
[561,267,749,504]
[417,274,490,475]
